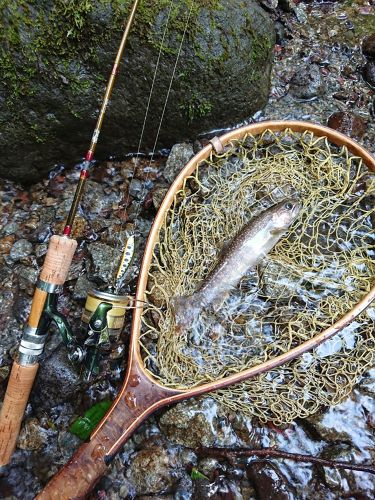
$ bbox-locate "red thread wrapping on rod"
[63,225,72,237]
[85,151,94,161]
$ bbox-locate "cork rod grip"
[0,236,77,466]
[0,362,39,465]
[40,235,78,285]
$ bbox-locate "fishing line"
[147,2,194,166]
[115,1,195,291]
[121,0,175,218]
[129,1,194,235]
[134,2,174,161]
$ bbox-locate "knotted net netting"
[140,129,375,424]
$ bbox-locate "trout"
[172,198,301,328]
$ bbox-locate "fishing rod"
[0,0,140,466]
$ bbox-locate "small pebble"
[152,186,169,210]
[294,4,308,24]
[17,418,48,451]
[126,446,177,495]
[0,234,15,255]
[35,243,48,258]
[362,34,375,59]
[279,0,294,13]
[289,64,325,100]
[260,0,278,10]
[164,143,194,183]
[0,365,10,381]
[129,178,144,199]
[2,222,20,236]
[327,112,367,140]
[362,61,375,89]
[18,266,39,284]
[9,239,33,261]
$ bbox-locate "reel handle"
[0,235,77,466]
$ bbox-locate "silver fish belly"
[172,199,301,328]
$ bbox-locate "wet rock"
[247,460,296,500]
[87,242,122,284]
[305,390,374,447]
[327,112,367,140]
[73,275,93,300]
[80,181,122,219]
[231,413,271,448]
[104,225,129,247]
[179,448,198,467]
[197,457,222,477]
[163,143,195,184]
[159,398,218,448]
[18,265,39,285]
[9,239,33,261]
[0,316,20,365]
[57,430,82,460]
[275,21,287,45]
[0,364,10,381]
[35,347,82,407]
[152,185,169,210]
[174,473,194,499]
[127,446,177,495]
[35,243,48,258]
[320,443,357,491]
[0,234,15,255]
[129,178,144,199]
[1,0,275,183]
[362,34,375,59]
[2,222,20,236]
[17,418,48,451]
[279,0,295,13]
[293,4,308,24]
[260,0,278,10]
[30,225,53,244]
[0,466,41,500]
[358,368,375,397]
[193,475,242,499]
[289,64,325,100]
[66,251,86,282]
[362,61,375,89]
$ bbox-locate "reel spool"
[80,290,130,380]
[82,289,130,337]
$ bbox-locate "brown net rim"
[129,120,375,396]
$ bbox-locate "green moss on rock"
[0,0,275,183]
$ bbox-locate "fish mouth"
[291,200,302,217]
[283,197,302,218]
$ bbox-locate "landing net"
[140,128,375,424]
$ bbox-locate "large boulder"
[0,0,275,183]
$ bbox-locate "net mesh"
[140,128,375,424]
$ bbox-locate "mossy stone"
[0,0,275,183]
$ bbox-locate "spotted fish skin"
[172,199,301,328]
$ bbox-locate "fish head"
[269,198,301,233]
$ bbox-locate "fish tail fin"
[170,293,202,330]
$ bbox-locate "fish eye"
[284,202,294,210]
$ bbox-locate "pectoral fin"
[170,293,202,330]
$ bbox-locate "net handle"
[37,362,179,499]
